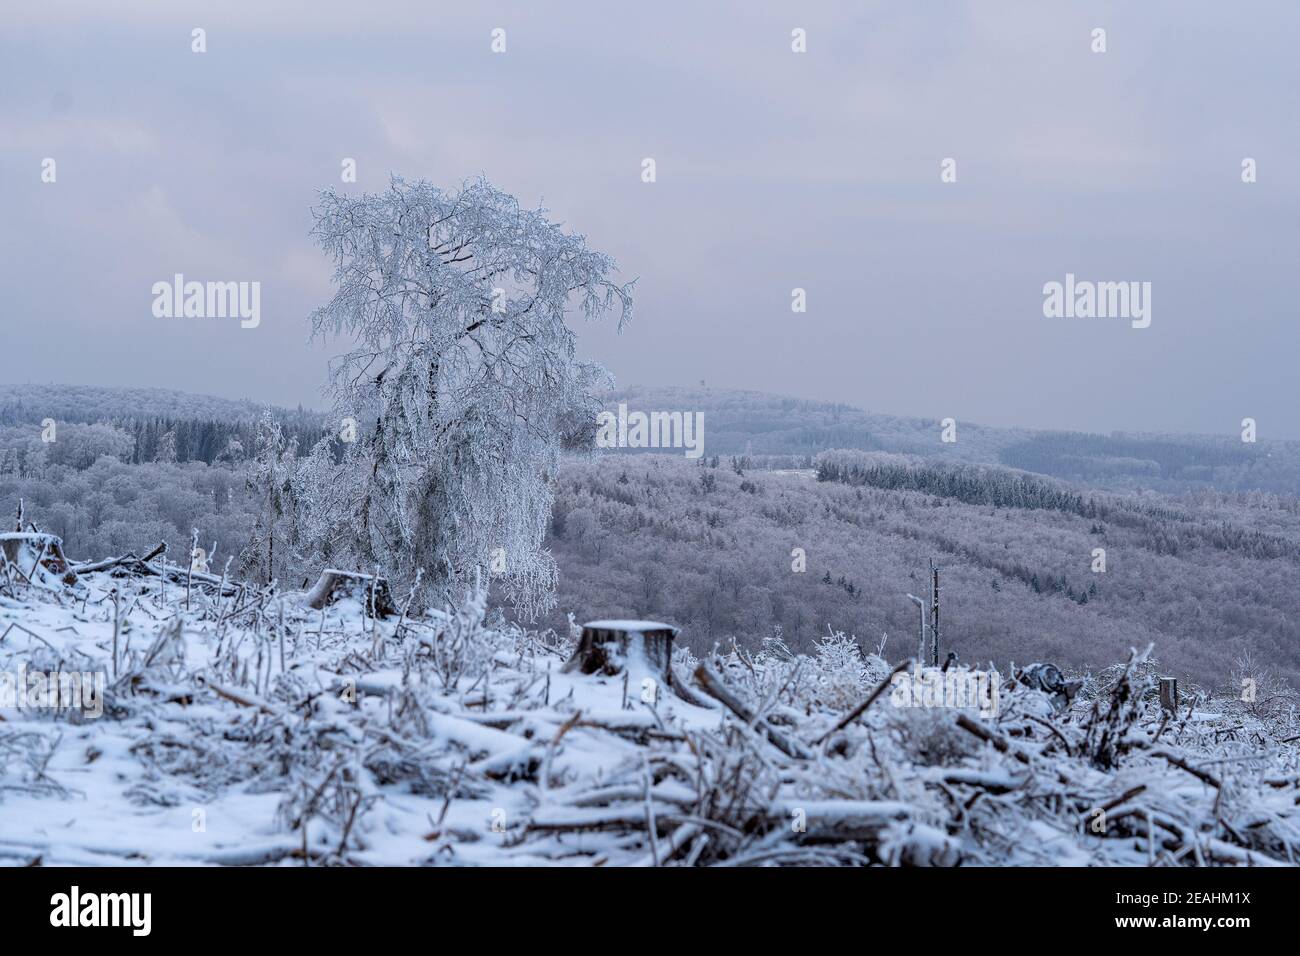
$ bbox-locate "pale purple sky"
[2,1,1296,436]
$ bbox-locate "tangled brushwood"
[1,535,1297,866]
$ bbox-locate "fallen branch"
[814,658,912,745]
[693,664,812,760]
[1153,750,1222,789]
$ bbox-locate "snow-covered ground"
[1,564,1297,866]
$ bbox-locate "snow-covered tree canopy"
[305,176,634,615]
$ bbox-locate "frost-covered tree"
[305,176,634,615]
[44,423,135,470]
[153,429,177,464]
[241,411,299,585]
[289,435,353,573]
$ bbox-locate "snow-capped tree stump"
[563,620,678,690]
[0,532,78,589]
[304,570,397,618]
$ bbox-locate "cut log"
[304,569,398,617]
[71,542,167,574]
[69,543,241,596]
[670,663,720,709]
[563,620,678,691]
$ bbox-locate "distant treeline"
[121,417,330,465]
[0,383,324,428]
[814,449,1299,563]
[0,383,329,466]
[999,432,1300,496]
[9,381,1300,494]
[607,385,1300,495]
[0,417,329,470]
[815,450,1104,519]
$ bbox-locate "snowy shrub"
[0,730,64,802]
[804,628,886,712]
[1231,650,1299,721]
[890,709,977,768]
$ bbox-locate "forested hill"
[3,381,1299,687]
[605,385,1300,494]
[543,453,1300,689]
[5,381,1296,493]
[606,384,1021,463]
[0,383,328,466]
[0,382,326,426]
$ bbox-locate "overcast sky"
[2,1,1296,438]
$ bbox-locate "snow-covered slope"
[1,566,1297,866]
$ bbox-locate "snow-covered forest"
[5,386,1299,690]
[547,453,1300,689]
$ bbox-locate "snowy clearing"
[1,562,1297,867]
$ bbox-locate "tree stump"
[0,532,78,589]
[1159,677,1179,714]
[304,569,397,617]
[563,620,678,690]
